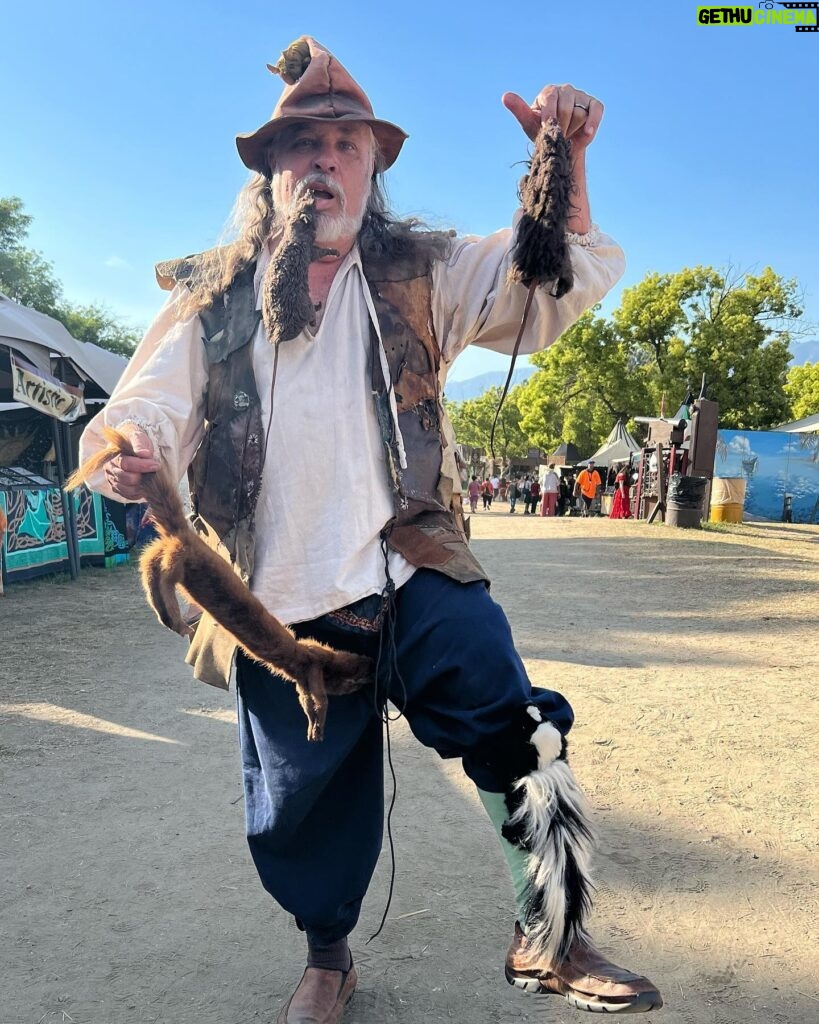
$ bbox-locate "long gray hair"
[177,138,453,318]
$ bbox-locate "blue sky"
[2,0,817,381]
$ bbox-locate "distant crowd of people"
[467,464,571,516]
[465,459,634,519]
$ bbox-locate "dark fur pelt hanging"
[261,185,337,345]
[488,120,575,459]
[508,119,575,298]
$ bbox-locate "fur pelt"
[502,704,595,964]
[261,183,337,345]
[509,119,575,298]
[67,429,372,742]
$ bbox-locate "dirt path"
[2,514,818,1024]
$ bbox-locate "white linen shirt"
[80,221,624,625]
[542,470,560,494]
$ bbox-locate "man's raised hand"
[502,84,603,154]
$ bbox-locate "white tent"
[588,419,641,464]
[0,293,128,399]
[776,412,819,434]
[0,295,129,580]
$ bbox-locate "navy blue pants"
[236,569,574,944]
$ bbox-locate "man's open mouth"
[309,188,335,200]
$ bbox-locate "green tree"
[517,308,652,456]
[1,195,141,356]
[614,266,801,430]
[785,362,819,421]
[0,196,62,314]
[444,385,530,461]
[479,265,803,458]
[54,304,140,357]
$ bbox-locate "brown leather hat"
[236,36,408,174]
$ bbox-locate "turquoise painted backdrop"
[716,431,819,524]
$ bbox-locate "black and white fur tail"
[502,705,595,964]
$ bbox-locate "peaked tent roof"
[589,420,641,464]
[0,293,128,401]
[550,441,584,466]
[776,412,819,433]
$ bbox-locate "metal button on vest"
[233,390,250,410]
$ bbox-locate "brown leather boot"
[506,923,662,1013]
[276,965,357,1024]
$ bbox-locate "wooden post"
[634,447,647,519]
[647,441,666,524]
[52,419,80,579]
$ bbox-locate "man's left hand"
[502,84,603,155]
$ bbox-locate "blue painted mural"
[716,430,819,524]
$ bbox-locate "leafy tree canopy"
[55,304,141,357]
[0,195,139,356]
[446,264,805,459]
[443,385,530,461]
[518,308,652,457]
[785,362,819,422]
[614,265,800,430]
[0,196,63,315]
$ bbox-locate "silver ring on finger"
[574,102,590,112]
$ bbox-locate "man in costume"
[80,37,662,1022]
[576,460,603,516]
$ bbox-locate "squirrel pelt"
[67,428,373,742]
[509,119,575,298]
[262,183,338,345]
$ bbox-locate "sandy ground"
[2,511,818,1024]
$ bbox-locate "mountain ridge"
[790,338,819,366]
[443,366,536,403]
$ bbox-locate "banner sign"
[10,353,86,422]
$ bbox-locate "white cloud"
[729,436,752,455]
[104,255,131,270]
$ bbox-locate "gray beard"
[271,171,370,247]
[313,209,366,244]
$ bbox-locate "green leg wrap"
[477,787,529,920]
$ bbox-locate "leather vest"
[155,239,487,687]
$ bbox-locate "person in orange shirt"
[575,460,602,516]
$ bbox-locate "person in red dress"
[609,462,632,519]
